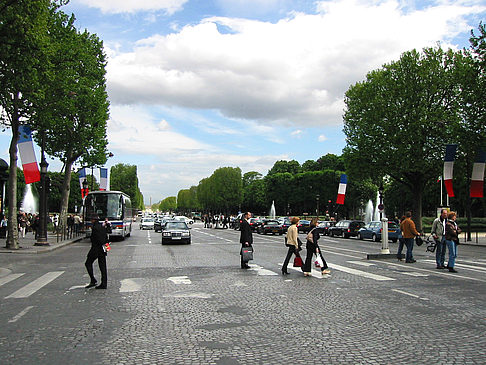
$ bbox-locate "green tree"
[36,9,109,230]
[0,0,57,248]
[267,160,301,175]
[159,196,177,212]
[110,164,143,209]
[343,47,460,230]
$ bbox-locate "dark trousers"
[404,238,414,262]
[303,241,328,272]
[397,238,405,258]
[85,247,107,286]
[282,245,298,272]
[435,237,447,266]
[240,244,252,267]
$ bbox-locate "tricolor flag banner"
[17,125,40,184]
[336,174,347,205]
[78,168,89,198]
[470,149,486,198]
[443,144,457,198]
[99,168,108,191]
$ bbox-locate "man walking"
[431,209,448,269]
[239,212,253,269]
[400,211,420,263]
[85,216,108,289]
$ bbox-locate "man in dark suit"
[239,212,253,269]
[85,216,108,289]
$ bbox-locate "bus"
[82,191,132,240]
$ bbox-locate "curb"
[0,236,85,254]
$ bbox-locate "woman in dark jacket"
[302,218,331,276]
[445,211,461,273]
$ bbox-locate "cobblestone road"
[1,223,485,364]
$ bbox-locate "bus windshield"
[85,193,123,220]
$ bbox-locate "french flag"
[336,174,347,205]
[99,168,108,191]
[78,168,89,198]
[470,149,486,198]
[443,144,457,198]
[17,126,40,184]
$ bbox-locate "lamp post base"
[34,239,50,246]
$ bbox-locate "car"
[161,221,191,244]
[315,221,335,236]
[328,220,365,238]
[173,215,194,225]
[249,217,262,231]
[277,217,291,233]
[297,219,311,233]
[154,217,171,232]
[358,220,400,242]
[139,217,155,230]
[257,219,283,235]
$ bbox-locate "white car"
[173,216,194,225]
[140,218,155,230]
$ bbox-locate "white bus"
[83,191,132,240]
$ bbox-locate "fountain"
[364,200,374,223]
[269,201,276,219]
[373,190,380,221]
[21,184,37,214]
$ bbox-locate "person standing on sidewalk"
[445,211,461,273]
[431,209,448,269]
[239,212,253,269]
[400,211,420,263]
[85,216,108,289]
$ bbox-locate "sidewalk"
[0,232,85,254]
[458,231,486,247]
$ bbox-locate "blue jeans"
[446,240,457,268]
[404,238,414,262]
[435,236,446,267]
[397,238,405,259]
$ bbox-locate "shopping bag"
[103,242,111,253]
[293,256,303,267]
[314,253,323,268]
[241,247,253,261]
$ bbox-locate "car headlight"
[163,232,171,236]
[182,232,190,237]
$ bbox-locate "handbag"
[306,228,315,243]
[293,255,303,267]
[415,236,423,246]
[103,242,111,253]
[241,246,253,261]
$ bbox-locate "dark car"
[277,217,291,233]
[315,221,335,236]
[161,221,191,245]
[257,219,283,235]
[329,220,365,238]
[154,217,171,232]
[297,219,312,233]
[249,217,263,231]
[358,221,400,242]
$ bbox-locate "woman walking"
[303,218,331,276]
[445,211,461,273]
[281,217,301,275]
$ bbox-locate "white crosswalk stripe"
[5,271,64,299]
[0,273,25,287]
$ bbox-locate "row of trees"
[1,1,110,248]
[343,24,486,231]
[110,164,144,211]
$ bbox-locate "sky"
[1,0,485,205]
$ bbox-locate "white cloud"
[318,134,327,142]
[78,0,188,14]
[106,0,483,128]
[291,129,303,137]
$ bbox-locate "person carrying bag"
[303,218,331,276]
[281,217,301,275]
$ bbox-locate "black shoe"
[405,259,416,263]
[448,268,457,273]
[241,265,250,269]
[95,285,107,289]
[85,282,97,288]
[436,265,446,269]
[281,270,290,275]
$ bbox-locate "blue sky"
[1,0,485,205]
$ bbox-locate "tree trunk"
[59,150,74,232]
[410,175,424,232]
[6,96,20,249]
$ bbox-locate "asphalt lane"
[0,222,485,364]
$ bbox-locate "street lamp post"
[35,144,49,246]
[316,194,320,217]
[378,183,389,254]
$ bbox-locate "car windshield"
[144,218,154,223]
[388,222,399,229]
[166,222,188,230]
[265,220,279,226]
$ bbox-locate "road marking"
[8,306,34,323]
[120,278,142,292]
[347,261,375,267]
[423,259,486,273]
[392,289,429,301]
[5,271,64,299]
[248,264,278,276]
[288,266,327,279]
[400,272,429,277]
[167,276,192,285]
[0,273,25,287]
[328,263,395,281]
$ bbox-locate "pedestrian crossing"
[1,258,485,301]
